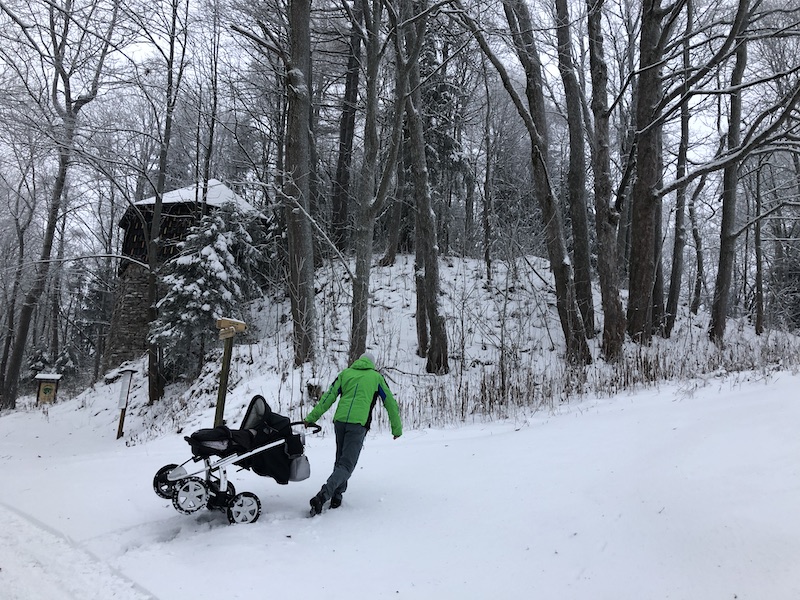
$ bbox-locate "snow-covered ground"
[1,369,799,599]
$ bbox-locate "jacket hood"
[350,356,375,370]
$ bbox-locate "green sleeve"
[380,378,403,437]
[306,376,341,423]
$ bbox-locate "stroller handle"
[291,420,321,434]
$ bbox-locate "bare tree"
[625,0,677,342]
[586,0,626,360]
[455,0,591,363]
[231,0,317,366]
[626,0,792,342]
[401,0,450,373]
[330,0,365,253]
[285,0,317,365]
[0,0,119,408]
[709,25,748,343]
[0,161,38,390]
[120,0,192,402]
[612,1,639,285]
[663,0,693,338]
[752,158,766,335]
[197,0,223,210]
[348,0,408,361]
[555,0,594,336]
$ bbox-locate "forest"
[0,0,799,410]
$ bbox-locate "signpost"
[116,367,137,439]
[35,374,63,405]
[214,317,246,427]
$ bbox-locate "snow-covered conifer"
[150,203,263,379]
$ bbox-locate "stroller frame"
[152,395,319,524]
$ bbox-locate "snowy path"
[0,502,157,600]
[1,372,800,598]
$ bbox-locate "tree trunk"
[586,0,626,361]
[378,155,404,267]
[331,0,365,253]
[652,194,665,335]
[200,9,221,214]
[349,208,375,361]
[615,173,632,284]
[709,32,747,343]
[503,0,590,363]
[147,0,187,403]
[347,0,408,361]
[627,0,667,343]
[688,181,705,315]
[349,0,382,361]
[147,193,166,403]
[285,0,316,365]
[50,212,68,362]
[481,58,493,283]
[403,0,449,374]
[414,245,429,357]
[614,36,638,287]
[754,160,764,335]
[0,188,34,395]
[664,2,692,337]
[463,165,476,256]
[0,255,21,395]
[555,0,594,337]
[3,129,73,407]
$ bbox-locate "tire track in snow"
[0,502,159,600]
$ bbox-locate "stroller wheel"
[153,464,179,499]
[227,492,261,524]
[172,477,209,514]
[207,481,236,510]
[209,480,236,497]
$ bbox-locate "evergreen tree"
[150,204,264,380]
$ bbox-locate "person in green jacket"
[304,352,402,515]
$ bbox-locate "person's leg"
[330,422,348,507]
[322,421,367,502]
[311,423,348,514]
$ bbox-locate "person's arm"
[378,378,402,438]
[305,375,342,424]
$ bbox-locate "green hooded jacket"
[305,356,402,437]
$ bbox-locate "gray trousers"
[321,421,367,501]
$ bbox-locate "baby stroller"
[152,395,320,524]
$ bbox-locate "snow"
[134,179,258,215]
[1,372,799,599]
[2,254,800,598]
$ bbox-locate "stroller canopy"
[241,395,291,432]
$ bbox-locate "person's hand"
[303,420,314,428]
[393,434,401,440]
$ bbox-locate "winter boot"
[309,491,326,516]
[330,494,343,509]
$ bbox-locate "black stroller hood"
[240,395,291,431]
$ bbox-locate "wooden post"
[214,318,246,427]
[115,368,136,439]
